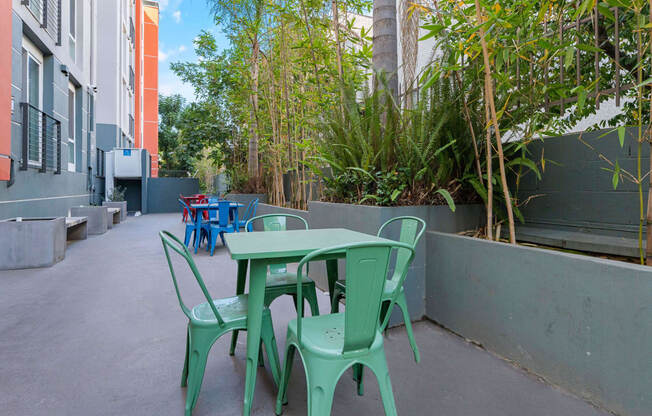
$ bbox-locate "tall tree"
[372,0,398,101]
[206,0,265,190]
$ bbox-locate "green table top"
[224,228,391,260]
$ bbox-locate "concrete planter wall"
[0,217,66,270]
[103,201,127,221]
[226,193,268,206]
[426,231,652,416]
[70,206,109,235]
[253,203,310,230]
[307,201,484,325]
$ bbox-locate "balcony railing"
[22,0,61,45]
[20,103,61,174]
[130,18,135,46]
[129,67,135,91]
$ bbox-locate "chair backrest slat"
[159,230,224,326]
[178,198,196,223]
[246,214,309,274]
[377,216,426,285]
[295,241,414,356]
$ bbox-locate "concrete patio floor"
[0,213,610,416]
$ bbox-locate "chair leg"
[261,313,281,386]
[369,351,398,416]
[304,284,320,316]
[394,292,420,363]
[184,333,212,416]
[181,328,189,387]
[219,231,226,246]
[184,228,192,247]
[330,285,343,313]
[305,359,339,416]
[275,343,296,414]
[210,230,218,256]
[353,363,364,396]
[229,331,239,356]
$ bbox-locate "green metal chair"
[275,241,415,416]
[331,216,426,363]
[230,214,320,358]
[159,230,281,416]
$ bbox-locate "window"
[68,83,75,171]
[69,0,76,62]
[23,38,43,166]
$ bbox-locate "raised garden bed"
[426,231,652,416]
[0,217,66,270]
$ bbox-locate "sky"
[158,0,229,102]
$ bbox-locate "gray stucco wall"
[426,231,652,416]
[147,178,200,213]
[3,6,98,219]
[517,127,646,239]
[307,201,484,323]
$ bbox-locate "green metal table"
[224,228,391,416]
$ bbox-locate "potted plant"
[103,186,128,221]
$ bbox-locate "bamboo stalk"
[475,0,516,244]
[647,1,652,265]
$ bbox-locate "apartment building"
[96,0,159,178]
[0,0,100,218]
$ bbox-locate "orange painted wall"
[134,0,142,149]
[0,0,12,181]
[143,4,158,177]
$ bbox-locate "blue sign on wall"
[123,149,132,156]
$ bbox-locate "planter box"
[0,217,66,270]
[225,193,267,206]
[307,201,484,326]
[426,231,652,416]
[253,203,310,231]
[103,201,127,221]
[69,206,109,235]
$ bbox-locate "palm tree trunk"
[373,0,399,101]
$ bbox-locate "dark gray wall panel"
[147,178,200,213]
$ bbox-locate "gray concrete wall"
[517,127,646,239]
[3,5,97,219]
[96,123,119,151]
[255,203,310,228]
[226,193,268,206]
[425,231,652,416]
[147,178,200,213]
[308,201,484,324]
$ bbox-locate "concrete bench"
[69,206,108,235]
[0,217,66,270]
[106,207,121,229]
[65,216,88,241]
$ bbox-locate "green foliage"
[107,186,126,202]
[317,78,483,209]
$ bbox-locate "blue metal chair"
[178,199,210,253]
[236,199,259,231]
[208,201,236,256]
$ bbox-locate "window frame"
[68,83,76,172]
[23,38,44,167]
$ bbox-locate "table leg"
[234,207,240,232]
[326,259,339,305]
[229,259,248,355]
[242,259,266,416]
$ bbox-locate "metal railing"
[129,67,135,91]
[20,103,61,174]
[130,18,135,46]
[22,0,61,45]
